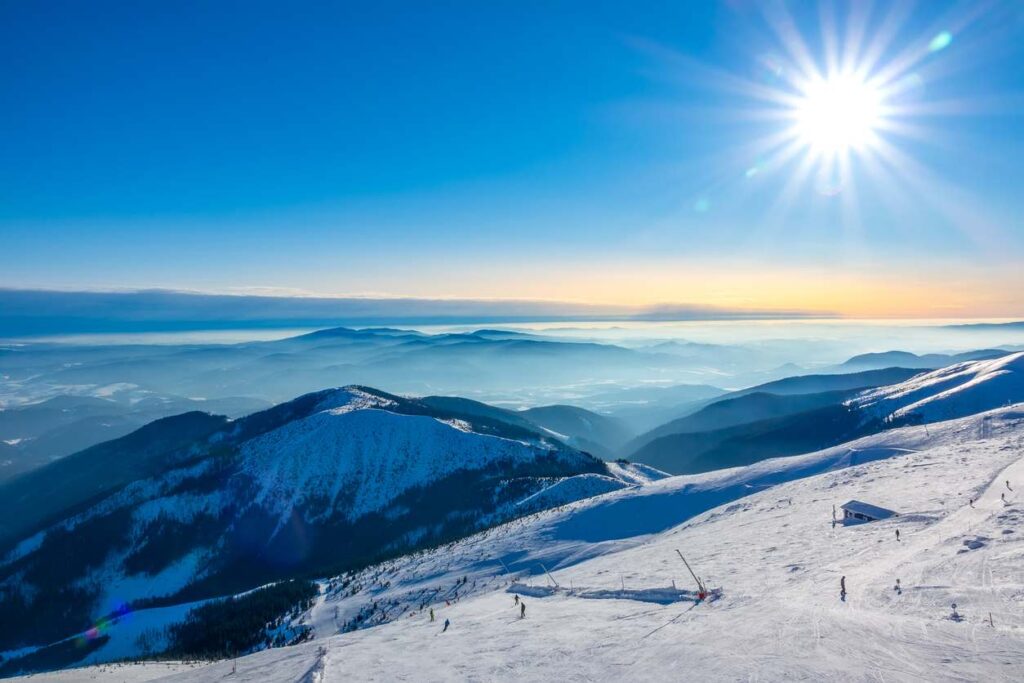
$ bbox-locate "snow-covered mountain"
[8,356,1024,679]
[19,402,1024,681]
[0,387,634,669]
[625,355,1024,476]
[850,351,1024,424]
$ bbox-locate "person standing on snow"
[895,528,900,542]
[429,608,435,622]
[520,601,526,619]
[442,618,450,633]
[514,594,519,607]
[840,576,847,602]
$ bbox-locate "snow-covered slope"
[0,387,621,671]
[604,460,671,485]
[851,351,1024,424]
[28,404,1024,681]
[241,407,581,523]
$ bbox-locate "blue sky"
[2,1,1023,317]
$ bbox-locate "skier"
[969,498,975,508]
[513,594,519,607]
[520,601,526,619]
[1002,492,1007,505]
[840,576,847,602]
[1008,480,1013,491]
[895,528,900,542]
[429,608,435,622]
[442,618,450,633]
[894,578,902,595]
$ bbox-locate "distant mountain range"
[625,367,923,469]
[943,320,1024,330]
[836,348,1010,371]
[1,326,719,412]
[626,354,1024,475]
[3,325,1019,484]
[0,394,270,482]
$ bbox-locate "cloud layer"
[0,289,826,337]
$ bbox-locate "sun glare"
[671,3,989,209]
[794,75,883,154]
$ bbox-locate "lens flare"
[929,31,953,53]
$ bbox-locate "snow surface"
[239,407,580,523]
[851,351,1024,423]
[7,661,202,683]
[604,461,671,485]
[29,404,1024,681]
[513,473,629,511]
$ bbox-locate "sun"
[793,74,884,155]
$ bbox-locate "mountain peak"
[315,386,400,415]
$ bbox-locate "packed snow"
[23,403,1024,681]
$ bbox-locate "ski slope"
[21,404,1024,682]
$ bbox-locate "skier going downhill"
[429,608,435,622]
[840,576,847,602]
[442,618,450,633]
[514,594,519,607]
[520,601,526,619]
[895,528,900,542]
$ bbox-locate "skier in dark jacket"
[895,528,900,542]
[429,608,435,622]
[840,576,847,602]
[442,618,450,633]
[513,594,519,606]
[520,601,526,619]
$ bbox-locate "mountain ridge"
[0,386,633,657]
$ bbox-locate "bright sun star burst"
[681,2,978,207]
[794,74,883,154]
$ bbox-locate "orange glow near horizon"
[371,261,1024,319]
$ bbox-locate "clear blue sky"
[2,1,1023,316]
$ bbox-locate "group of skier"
[435,477,1017,632]
[437,593,526,634]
